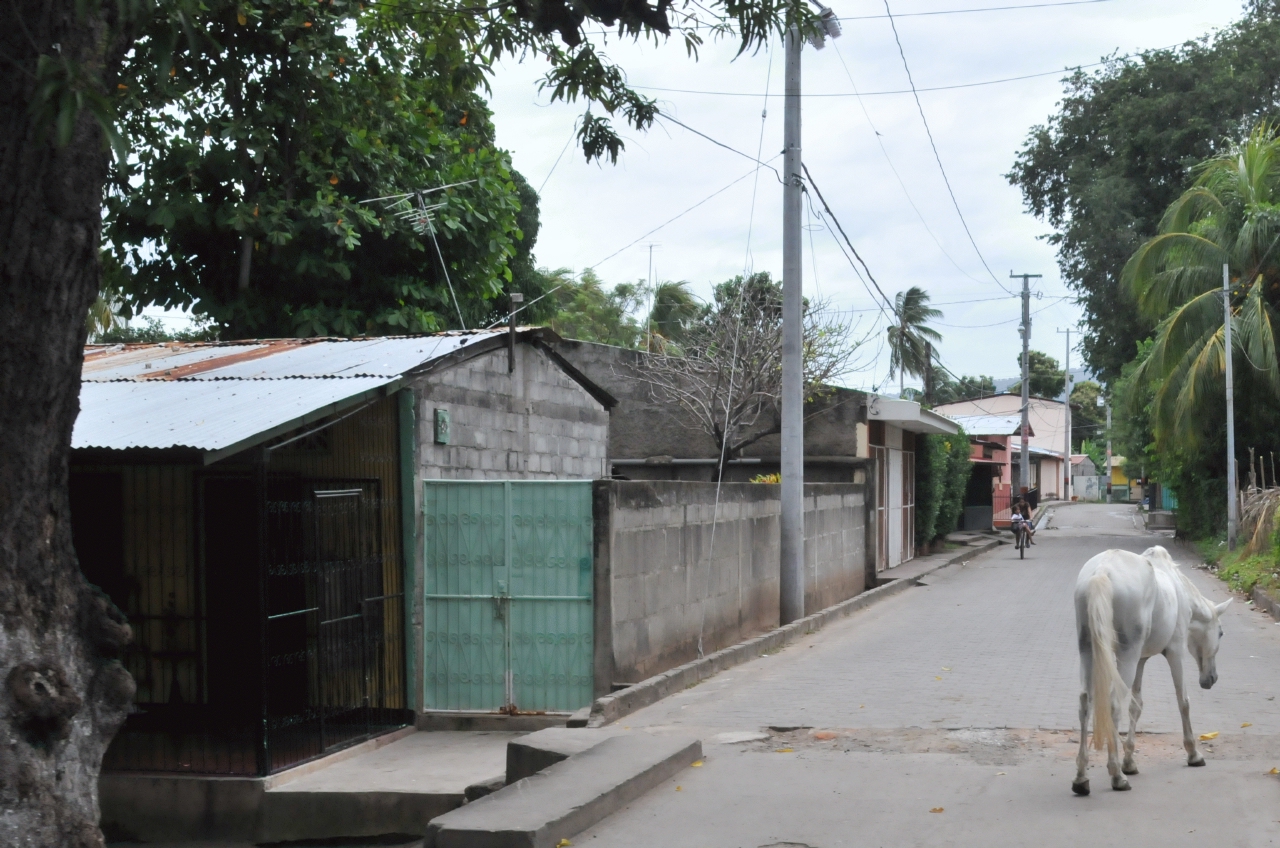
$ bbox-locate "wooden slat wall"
[269,396,406,710]
[119,465,199,705]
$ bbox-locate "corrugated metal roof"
[73,331,510,457]
[947,414,1028,437]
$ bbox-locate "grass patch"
[1215,550,1280,597]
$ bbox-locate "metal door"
[423,481,593,713]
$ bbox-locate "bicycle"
[1011,518,1029,559]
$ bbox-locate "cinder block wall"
[409,346,609,480]
[593,480,870,691]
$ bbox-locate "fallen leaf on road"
[935,676,942,681]
[775,748,794,753]
[996,772,1006,776]
[1242,722,1253,728]
[1199,732,1219,740]
[813,731,838,741]
[942,667,951,671]
[556,840,571,848]
[1269,767,1278,774]
[691,760,704,767]
[675,786,682,791]
[930,807,944,813]
[859,705,865,709]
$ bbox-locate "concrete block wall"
[409,345,609,480]
[593,480,870,692]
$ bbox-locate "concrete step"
[428,732,701,848]
[262,730,516,842]
[505,727,617,784]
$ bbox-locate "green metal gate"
[422,481,593,713]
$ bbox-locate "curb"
[585,538,1002,728]
[1253,585,1280,622]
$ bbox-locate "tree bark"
[0,3,135,845]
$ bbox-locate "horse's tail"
[1086,570,1128,751]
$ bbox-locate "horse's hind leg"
[1073,689,1091,795]
[1122,656,1148,775]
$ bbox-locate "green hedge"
[915,429,971,548]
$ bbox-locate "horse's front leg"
[1122,656,1148,775]
[1165,646,1204,766]
[1073,689,1091,795]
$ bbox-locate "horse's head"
[1188,596,1231,689]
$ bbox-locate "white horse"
[1072,545,1230,795]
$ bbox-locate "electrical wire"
[697,44,775,658]
[882,0,1013,296]
[829,39,990,287]
[659,114,783,182]
[934,296,1070,327]
[538,122,578,195]
[591,158,780,269]
[801,163,895,313]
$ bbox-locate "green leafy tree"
[886,286,942,396]
[1008,351,1066,398]
[647,281,703,347]
[107,1,524,338]
[1123,123,1280,448]
[545,269,647,347]
[1008,0,1280,382]
[1071,380,1106,451]
[931,373,996,405]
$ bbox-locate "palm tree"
[1122,122,1280,447]
[886,286,943,396]
[646,280,702,349]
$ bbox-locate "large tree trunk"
[0,3,135,846]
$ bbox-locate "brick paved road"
[579,503,1280,847]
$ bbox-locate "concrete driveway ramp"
[429,732,701,848]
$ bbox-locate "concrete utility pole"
[1011,273,1041,495]
[780,4,840,626]
[1057,328,1072,501]
[779,24,805,625]
[1224,263,1238,551]
[1104,397,1112,503]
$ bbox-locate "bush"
[915,429,971,548]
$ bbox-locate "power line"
[591,158,780,269]
[659,115,783,181]
[839,0,1115,19]
[801,163,896,314]
[829,39,990,288]
[882,0,1012,296]
[934,296,1070,327]
[633,63,1099,99]
[583,0,1117,36]
[831,294,1016,314]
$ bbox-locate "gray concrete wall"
[553,340,866,465]
[593,480,870,691]
[409,344,609,480]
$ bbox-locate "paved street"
[578,503,1280,847]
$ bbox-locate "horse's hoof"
[1122,762,1139,775]
[1188,756,1206,767]
[1112,777,1131,791]
[1071,780,1090,796]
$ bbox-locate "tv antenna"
[362,180,477,329]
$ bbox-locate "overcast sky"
[483,0,1247,392]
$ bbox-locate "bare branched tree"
[635,273,872,476]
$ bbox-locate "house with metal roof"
[74,328,615,803]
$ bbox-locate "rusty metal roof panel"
[74,331,510,455]
[73,378,389,452]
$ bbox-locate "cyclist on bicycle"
[1012,496,1035,545]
